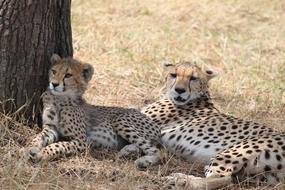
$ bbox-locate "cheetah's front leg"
[22,94,60,161]
[22,123,60,162]
[34,105,88,161]
[36,138,87,161]
[25,121,87,162]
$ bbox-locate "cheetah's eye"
[51,69,57,75]
[190,76,197,81]
[64,73,73,78]
[170,73,177,78]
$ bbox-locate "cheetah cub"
[22,54,161,169]
[142,61,285,189]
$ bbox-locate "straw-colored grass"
[1,0,285,189]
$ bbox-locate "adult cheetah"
[22,54,161,169]
[142,61,285,189]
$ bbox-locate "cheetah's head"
[162,61,217,105]
[48,54,94,97]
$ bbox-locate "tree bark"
[0,0,73,121]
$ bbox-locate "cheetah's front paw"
[135,155,158,170]
[161,173,204,190]
[20,147,43,163]
[162,173,232,190]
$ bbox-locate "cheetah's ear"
[50,54,61,65]
[160,60,174,68]
[202,65,218,80]
[82,63,94,82]
[160,61,175,74]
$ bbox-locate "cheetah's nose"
[175,88,186,94]
[52,82,59,88]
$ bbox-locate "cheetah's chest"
[160,117,271,164]
[161,122,232,163]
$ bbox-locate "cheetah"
[22,54,161,169]
[142,61,285,189]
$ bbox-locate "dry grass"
[1,0,285,189]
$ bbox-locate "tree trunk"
[0,0,73,121]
